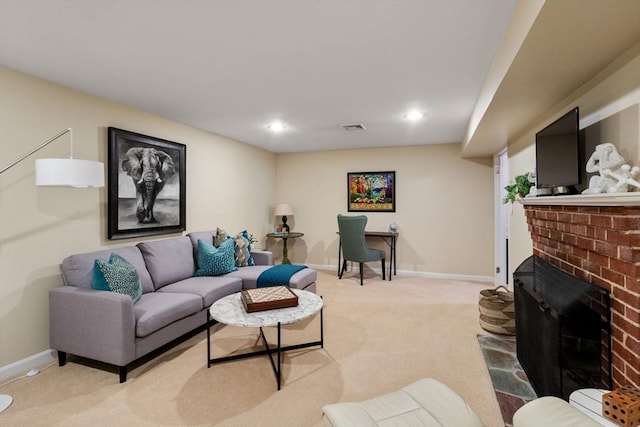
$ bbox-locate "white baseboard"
[306,263,493,283]
[0,349,56,382]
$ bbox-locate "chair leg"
[359,262,363,286]
[339,260,347,279]
[382,258,386,280]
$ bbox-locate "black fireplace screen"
[513,255,611,399]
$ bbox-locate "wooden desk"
[267,232,304,264]
[337,231,398,281]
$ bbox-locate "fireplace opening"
[513,255,612,399]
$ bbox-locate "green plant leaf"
[502,172,533,204]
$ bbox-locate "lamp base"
[282,216,290,233]
[0,394,13,413]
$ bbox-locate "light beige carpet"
[1,269,504,426]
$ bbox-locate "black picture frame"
[107,127,186,240]
[347,171,395,212]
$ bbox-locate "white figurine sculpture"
[583,143,640,194]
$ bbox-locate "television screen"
[535,107,580,191]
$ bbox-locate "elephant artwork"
[121,147,177,224]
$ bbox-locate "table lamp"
[275,203,293,232]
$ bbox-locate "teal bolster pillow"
[92,253,142,303]
[195,238,238,276]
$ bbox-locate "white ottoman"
[513,396,602,427]
[322,378,483,427]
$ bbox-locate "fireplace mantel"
[519,192,640,206]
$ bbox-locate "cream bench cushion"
[322,378,483,427]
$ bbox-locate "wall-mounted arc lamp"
[0,128,104,187]
[0,128,104,413]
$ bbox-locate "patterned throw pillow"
[195,238,238,276]
[214,227,230,247]
[92,253,142,303]
[233,231,254,267]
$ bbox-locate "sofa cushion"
[289,268,317,291]
[225,265,272,288]
[195,238,238,276]
[187,230,214,252]
[92,253,143,303]
[157,276,243,308]
[61,246,155,294]
[138,236,195,289]
[225,265,317,291]
[134,292,202,337]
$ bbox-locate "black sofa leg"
[57,351,67,367]
[119,366,127,383]
[359,262,363,286]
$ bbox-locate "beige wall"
[273,144,495,278]
[0,67,277,367]
[0,67,495,371]
[506,45,640,278]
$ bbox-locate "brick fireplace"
[523,200,639,389]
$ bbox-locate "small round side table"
[266,231,304,264]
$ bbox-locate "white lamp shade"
[274,203,293,216]
[36,158,104,187]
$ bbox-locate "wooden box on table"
[241,286,298,313]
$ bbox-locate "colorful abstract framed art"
[347,171,395,212]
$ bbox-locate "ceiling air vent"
[340,123,366,131]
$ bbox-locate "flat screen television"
[535,107,581,195]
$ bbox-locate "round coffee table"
[207,288,323,390]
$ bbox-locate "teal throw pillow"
[234,230,255,267]
[92,253,142,303]
[195,238,238,276]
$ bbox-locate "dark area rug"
[478,334,537,427]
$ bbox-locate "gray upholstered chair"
[337,214,385,286]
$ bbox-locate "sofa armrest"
[49,286,136,367]
[251,250,273,266]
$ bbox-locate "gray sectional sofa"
[49,230,317,382]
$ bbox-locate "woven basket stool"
[479,285,515,335]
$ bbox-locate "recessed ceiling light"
[268,122,286,132]
[405,111,424,121]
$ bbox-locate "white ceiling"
[0,0,518,153]
[1,1,638,156]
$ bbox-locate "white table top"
[569,388,618,427]
[209,288,322,328]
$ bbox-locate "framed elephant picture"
[107,127,186,240]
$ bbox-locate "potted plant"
[503,173,534,204]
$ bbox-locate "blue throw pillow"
[92,253,142,303]
[195,238,238,276]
